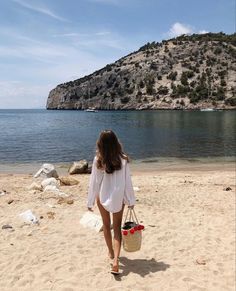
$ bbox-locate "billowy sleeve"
[123,161,136,206]
[87,157,104,208]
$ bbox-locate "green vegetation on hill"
[47,33,236,110]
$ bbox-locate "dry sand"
[0,163,235,291]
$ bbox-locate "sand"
[0,163,235,291]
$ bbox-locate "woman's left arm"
[124,161,136,207]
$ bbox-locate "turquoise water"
[0,109,235,164]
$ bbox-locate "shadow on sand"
[114,257,170,280]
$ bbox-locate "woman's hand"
[128,205,134,209]
[87,207,93,212]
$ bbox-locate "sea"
[0,109,235,172]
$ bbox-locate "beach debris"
[196,258,207,265]
[43,185,58,192]
[19,210,39,224]
[57,197,74,205]
[27,182,43,191]
[59,176,79,186]
[80,212,103,232]
[47,211,56,219]
[41,177,58,189]
[0,190,7,197]
[223,187,232,191]
[46,203,56,208]
[133,186,140,192]
[34,163,59,179]
[68,160,88,175]
[7,199,14,205]
[2,224,14,230]
[43,185,69,197]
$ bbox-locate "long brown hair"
[96,130,129,174]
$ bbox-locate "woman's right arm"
[87,156,103,210]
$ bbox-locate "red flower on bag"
[137,225,142,230]
[122,230,128,236]
[134,226,138,231]
[140,225,145,230]
[130,228,135,234]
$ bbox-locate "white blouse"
[87,156,136,213]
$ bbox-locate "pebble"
[0,190,7,196]
[47,212,56,219]
[196,258,206,265]
[2,224,14,231]
[224,187,232,191]
[57,197,74,205]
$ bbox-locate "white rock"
[34,163,58,178]
[41,178,58,189]
[27,182,42,191]
[19,210,39,224]
[43,185,69,197]
[68,160,88,175]
[43,185,59,192]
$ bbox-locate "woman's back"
[88,155,135,213]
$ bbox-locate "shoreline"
[1,108,236,111]
[0,156,235,174]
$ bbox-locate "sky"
[0,0,235,109]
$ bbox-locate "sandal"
[111,265,120,275]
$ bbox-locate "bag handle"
[124,207,139,224]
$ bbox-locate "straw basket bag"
[122,207,144,252]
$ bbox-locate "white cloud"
[95,31,110,36]
[88,0,120,5]
[198,30,209,34]
[166,22,209,38]
[52,30,127,50]
[167,22,193,37]
[0,22,137,108]
[53,31,111,38]
[52,33,86,37]
[0,30,119,108]
[12,0,68,22]
[0,81,52,109]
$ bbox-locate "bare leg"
[97,198,114,259]
[112,204,125,270]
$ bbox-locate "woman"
[87,130,135,275]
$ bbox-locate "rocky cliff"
[46,33,236,110]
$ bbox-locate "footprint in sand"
[91,267,103,273]
[182,277,194,282]
[189,285,206,291]
[61,288,75,291]
[15,263,24,270]
[68,266,76,272]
